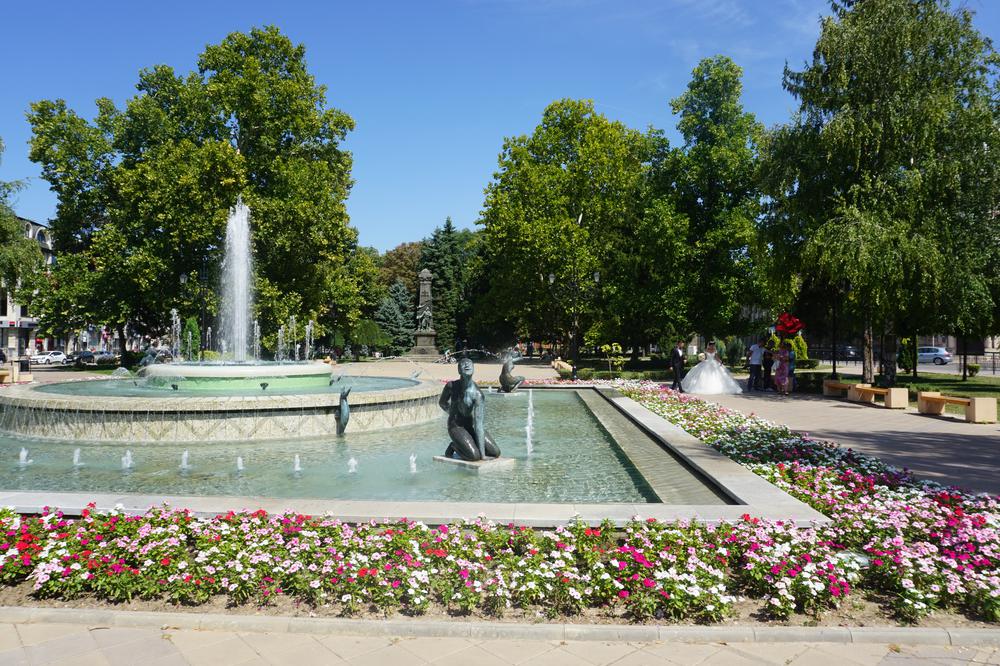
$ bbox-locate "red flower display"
[775,312,803,337]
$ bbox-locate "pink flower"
[618,590,630,598]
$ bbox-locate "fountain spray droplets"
[252,320,261,361]
[179,450,191,472]
[305,320,314,360]
[221,198,253,362]
[289,315,298,361]
[170,309,181,360]
[206,327,213,353]
[348,457,358,474]
[121,450,134,472]
[18,448,32,467]
[277,326,285,363]
[409,453,417,474]
[293,455,302,474]
[236,456,245,473]
[73,448,84,468]
[525,389,535,455]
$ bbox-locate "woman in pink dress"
[773,342,790,395]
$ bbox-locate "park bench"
[822,379,853,397]
[848,384,908,409]
[917,391,997,424]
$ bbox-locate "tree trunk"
[911,332,918,379]
[115,324,127,366]
[862,318,875,383]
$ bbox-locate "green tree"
[379,241,425,297]
[0,139,43,305]
[374,280,415,355]
[666,56,764,340]
[420,218,476,351]
[476,99,686,361]
[27,26,370,346]
[760,0,1000,384]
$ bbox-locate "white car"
[917,346,952,365]
[31,351,67,365]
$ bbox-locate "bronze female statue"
[439,358,500,461]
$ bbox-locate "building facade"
[1,217,56,358]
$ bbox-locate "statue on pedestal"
[438,358,500,461]
[498,355,525,393]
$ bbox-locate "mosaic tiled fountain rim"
[0,378,443,442]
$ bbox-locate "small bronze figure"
[498,355,525,393]
[336,386,351,435]
[439,358,500,461]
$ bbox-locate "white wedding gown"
[681,352,743,395]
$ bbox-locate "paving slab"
[705,392,1000,495]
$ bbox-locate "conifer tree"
[374,280,415,355]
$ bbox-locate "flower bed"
[0,381,995,624]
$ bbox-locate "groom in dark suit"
[670,340,686,392]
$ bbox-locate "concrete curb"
[0,607,996,646]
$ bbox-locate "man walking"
[670,340,686,392]
[747,337,765,391]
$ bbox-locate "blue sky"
[2,0,998,251]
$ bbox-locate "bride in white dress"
[681,342,743,395]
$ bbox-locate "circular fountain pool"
[0,373,441,443]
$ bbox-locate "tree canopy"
[27,26,373,350]
[0,139,43,303]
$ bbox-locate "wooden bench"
[917,391,997,424]
[822,379,853,397]
[849,384,909,409]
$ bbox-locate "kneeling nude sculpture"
[439,358,501,461]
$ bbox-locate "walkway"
[0,619,996,665]
[704,391,1000,495]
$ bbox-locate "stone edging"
[0,607,995,645]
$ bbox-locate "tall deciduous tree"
[27,26,371,349]
[0,139,43,302]
[760,0,1000,383]
[667,56,764,339]
[379,241,425,297]
[475,99,686,358]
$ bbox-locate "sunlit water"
[0,391,662,503]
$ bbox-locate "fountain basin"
[0,376,441,443]
[139,361,333,391]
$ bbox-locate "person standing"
[670,340,686,392]
[774,342,790,395]
[787,342,797,393]
[762,343,775,391]
[746,338,765,391]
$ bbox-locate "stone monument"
[407,268,439,359]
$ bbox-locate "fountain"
[180,450,191,472]
[525,389,535,455]
[18,448,32,468]
[236,456,244,474]
[121,450,134,471]
[0,198,441,444]
[409,453,417,474]
[293,454,302,475]
[347,457,358,474]
[73,448,83,468]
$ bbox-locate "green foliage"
[665,56,765,338]
[599,343,626,374]
[967,363,981,378]
[349,319,390,352]
[379,241,424,297]
[789,334,808,361]
[27,27,369,341]
[0,139,43,302]
[421,219,476,350]
[760,0,1000,376]
[475,99,688,351]
[181,317,201,360]
[575,367,594,381]
[898,337,917,373]
[374,280,414,355]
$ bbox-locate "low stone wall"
[0,380,442,443]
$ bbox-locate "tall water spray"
[220,198,253,362]
[170,309,181,359]
[304,320,314,360]
[525,389,535,455]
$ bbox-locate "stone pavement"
[0,621,998,665]
[703,391,1000,495]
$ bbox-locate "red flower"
[160,557,171,566]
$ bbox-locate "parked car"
[30,351,66,365]
[917,346,952,365]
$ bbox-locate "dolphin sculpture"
[336,386,352,435]
[498,355,525,393]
